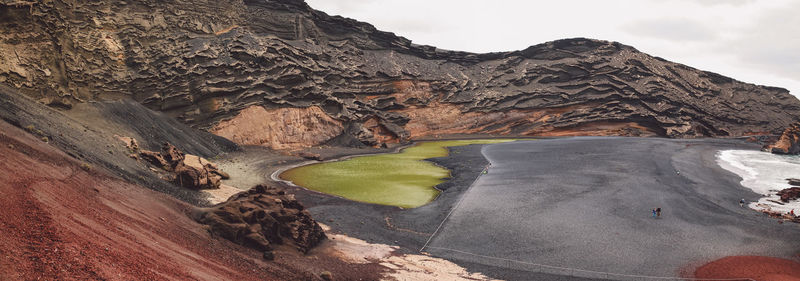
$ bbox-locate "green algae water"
[280,140,513,208]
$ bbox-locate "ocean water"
[717,150,800,214]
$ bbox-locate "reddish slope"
[0,121,381,280]
[694,256,800,281]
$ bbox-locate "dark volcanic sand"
[272,137,800,281]
[425,138,800,279]
[276,141,602,280]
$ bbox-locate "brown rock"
[174,154,222,189]
[320,271,333,281]
[764,122,800,155]
[298,152,323,161]
[139,143,227,189]
[214,170,231,180]
[777,187,800,203]
[161,143,186,168]
[139,150,169,169]
[197,184,326,254]
[262,251,275,261]
[115,136,140,152]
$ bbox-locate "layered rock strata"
[764,122,800,155]
[1,0,799,148]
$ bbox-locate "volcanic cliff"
[1,0,799,150]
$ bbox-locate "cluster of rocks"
[130,141,229,190]
[767,179,800,223]
[778,178,800,203]
[196,184,326,258]
[778,187,800,203]
[764,122,800,155]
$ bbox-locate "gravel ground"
[425,137,800,279]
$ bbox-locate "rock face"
[197,184,326,254]
[2,0,799,148]
[210,105,344,150]
[764,122,800,155]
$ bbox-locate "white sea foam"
[717,150,800,214]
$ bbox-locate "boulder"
[161,143,185,167]
[197,184,326,254]
[788,178,800,186]
[764,122,800,155]
[138,142,227,189]
[298,152,323,161]
[174,154,222,189]
[139,150,170,169]
[777,187,800,203]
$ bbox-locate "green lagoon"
[280,140,513,208]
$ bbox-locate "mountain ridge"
[1,0,798,149]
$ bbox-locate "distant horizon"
[307,0,800,99]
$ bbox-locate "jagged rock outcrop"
[2,0,799,149]
[139,142,228,189]
[778,187,800,203]
[197,184,326,255]
[764,122,800,155]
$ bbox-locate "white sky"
[306,0,800,98]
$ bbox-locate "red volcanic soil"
[0,121,382,280]
[694,256,800,281]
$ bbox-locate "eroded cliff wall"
[2,0,799,149]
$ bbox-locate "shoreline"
[274,139,511,209]
[268,142,417,189]
[216,137,800,280]
[422,137,800,279]
[716,149,800,216]
[216,140,518,279]
[223,137,606,280]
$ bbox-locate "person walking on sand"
[656,207,661,218]
[652,208,657,218]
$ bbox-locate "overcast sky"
[306,0,800,98]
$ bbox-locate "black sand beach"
[227,137,800,280]
[426,138,800,279]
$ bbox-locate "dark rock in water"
[788,178,800,186]
[764,122,800,155]
[2,0,799,148]
[778,187,800,203]
[197,184,326,254]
